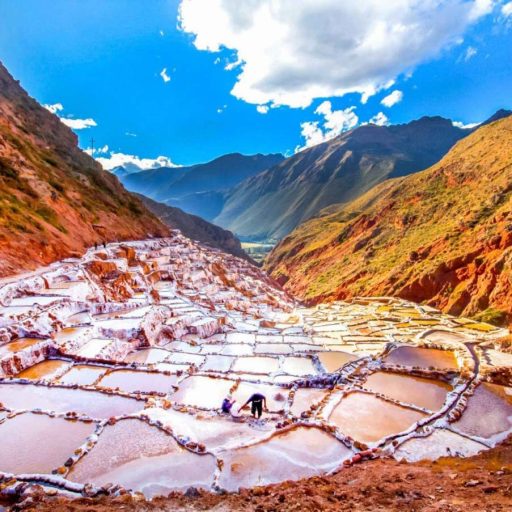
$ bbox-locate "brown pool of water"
[0,383,143,418]
[452,383,512,440]
[363,372,451,411]
[232,356,280,374]
[280,357,317,376]
[171,376,235,409]
[217,426,352,491]
[57,365,107,386]
[317,351,358,373]
[98,370,176,395]
[328,392,426,443]
[16,360,71,381]
[124,348,171,365]
[290,388,327,416]
[68,418,216,497]
[233,382,288,413]
[0,413,95,474]
[0,338,47,357]
[384,346,458,369]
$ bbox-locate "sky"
[0,0,511,168]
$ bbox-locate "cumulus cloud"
[44,103,97,130]
[381,90,403,108]
[178,0,495,108]
[96,152,179,172]
[297,101,358,151]
[160,67,171,83]
[453,120,480,129]
[84,145,109,156]
[256,105,269,114]
[502,1,512,16]
[369,112,390,126]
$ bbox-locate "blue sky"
[1,0,511,168]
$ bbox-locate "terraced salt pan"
[171,376,235,408]
[328,392,426,443]
[233,382,288,413]
[98,370,176,395]
[280,356,317,376]
[201,355,235,372]
[317,351,358,372]
[124,348,171,365]
[0,383,142,418]
[394,429,485,462]
[290,388,327,417]
[363,372,451,411]
[385,346,458,369]
[232,356,280,374]
[452,383,512,441]
[75,338,112,358]
[0,338,47,357]
[16,360,71,381]
[68,419,216,497]
[9,296,60,307]
[57,365,106,386]
[0,413,95,474]
[218,427,352,491]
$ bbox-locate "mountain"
[117,152,284,220]
[137,194,252,262]
[214,117,482,241]
[266,115,512,324]
[0,62,168,276]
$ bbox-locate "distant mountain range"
[116,152,284,220]
[266,114,512,324]
[214,113,510,241]
[137,194,252,261]
[0,62,168,276]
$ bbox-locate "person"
[221,397,235,414]
[103,240,107,248]
[238,393,267,419]
[94,242,98,250]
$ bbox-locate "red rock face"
[266,116,512,326]
[0,63,168,277]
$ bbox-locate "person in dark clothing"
[221,397,235,414]
[94,242,98,250]
[103,241,106,248]
[238,393,267,419]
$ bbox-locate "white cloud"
[463,46,478,61]
[453,120,480,129]
[256,105,269,114]
[297,101,358,151]
[60,117,97,130]
[178,0,495,108]
[125,132,137,137]
[502,1,512,16]
[96,152,179,172]
[381,90,403,108]
[216,104,228,113]
[44,102,97,130]
[369,112,390,126]
[159,29,165,36]
[160,67,171,83]
[44,103,64,114]
[85,145,109,156]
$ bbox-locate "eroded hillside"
[0,63,168,276]
[266,116,512,324]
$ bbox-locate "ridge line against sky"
[1,0,511,169]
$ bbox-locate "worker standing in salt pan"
[238,393,267,419]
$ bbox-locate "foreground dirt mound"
[0,62,168,277]
[7,438,512,511]
[266,115,512,325]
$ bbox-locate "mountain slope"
[137,194,252,261]
[266,115,512,324]
[214,118,476,240]
[0,62,168,276]
[118,152,284,220]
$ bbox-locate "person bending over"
[222,397,235,414]
[238,393,267,419]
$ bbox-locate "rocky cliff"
[266,115,512,325]
[0,62,168,276]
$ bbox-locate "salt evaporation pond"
[363,371,451,411]
[0,413,95,474]
[0,383,143,418]
[1,236,511,498]
[218,427,352,491]
[68,419,217,497]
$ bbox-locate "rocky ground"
[4,438,512,511]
